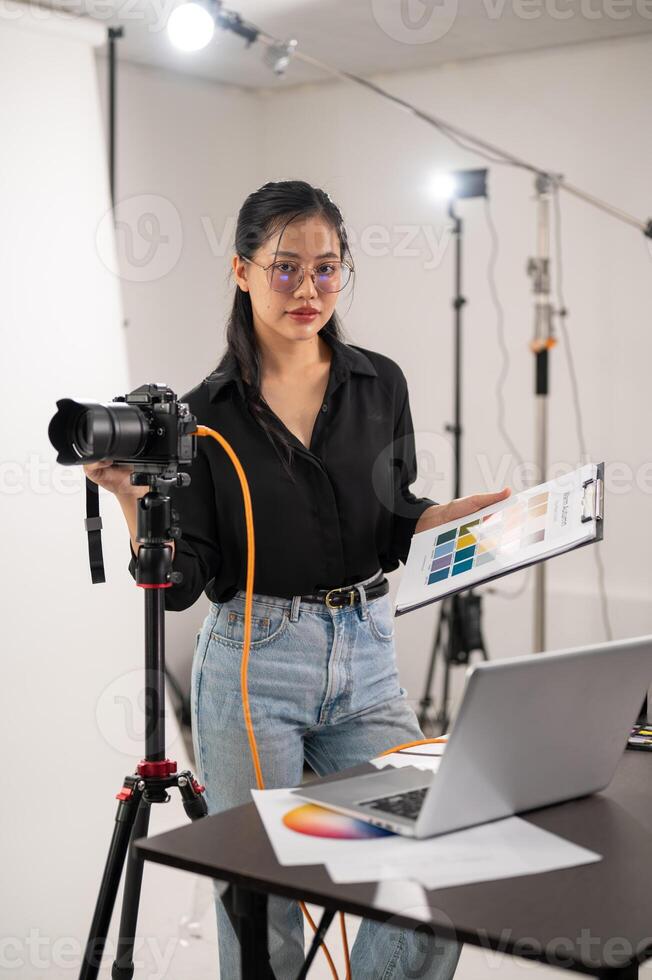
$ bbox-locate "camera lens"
[49,399,149,465]
[74,410,93,456]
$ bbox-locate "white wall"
[0,8,157,976]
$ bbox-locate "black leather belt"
[301,573,389,609]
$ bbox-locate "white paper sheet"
[326,816,601,890]
[252,789,601,891]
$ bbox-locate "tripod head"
[130,471,190,589]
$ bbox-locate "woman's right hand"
[83,460,148,499]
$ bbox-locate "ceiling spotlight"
[167,1,216,52]
[261,38,298,76]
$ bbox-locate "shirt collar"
[205,330,377,402]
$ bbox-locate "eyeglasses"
[242,256,353,294]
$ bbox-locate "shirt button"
[321,403,328,413]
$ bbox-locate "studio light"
[430,172,458,201]
[430,168,488,202]
[167,1,216,52]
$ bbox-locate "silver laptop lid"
[416,634,652,836]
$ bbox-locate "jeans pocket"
[210,600,290,649]
[367,593,395,642]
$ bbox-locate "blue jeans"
[191,572,461,979]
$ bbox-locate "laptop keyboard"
[363,786,428,821]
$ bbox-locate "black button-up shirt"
[129,332,436,610]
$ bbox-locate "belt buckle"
[325,586,357,609]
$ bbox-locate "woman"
[86,180,509,978]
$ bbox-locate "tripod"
[418,197,488,734]
[79,481,209,980]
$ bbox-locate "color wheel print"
[283,803,394,839]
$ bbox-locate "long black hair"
[216,180,355,471]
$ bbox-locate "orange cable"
[378,737,448,757]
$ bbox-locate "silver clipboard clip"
[581,473,604,524]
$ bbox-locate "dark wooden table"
[135,751,652,979]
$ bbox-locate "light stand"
[107,26,123,210]
[418,170,489,735]
[527,173,557,652]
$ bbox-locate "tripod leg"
[111,797,151,980]
[79,782,143,980]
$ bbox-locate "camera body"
[49,383,197,482]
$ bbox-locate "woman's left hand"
[415,487,511,534]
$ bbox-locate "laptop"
[291,635,652,838]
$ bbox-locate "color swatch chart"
[428,491,550,586]
[396,463,603,615]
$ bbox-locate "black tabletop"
[136,752,652,973]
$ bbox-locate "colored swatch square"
[454,545,476,563]
[431,554,452,572]
[434,540,455,559]
[460,520,480,536]
[523,529,545,546]
[528,492,548,509]
[457,533,476,550]
[428,568,450,585]
[476,552,495,566]
[436,528,457,546]
[452,558,474,576]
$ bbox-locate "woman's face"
[232,215,343,347]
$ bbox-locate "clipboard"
[395,462,605,616]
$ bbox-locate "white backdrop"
[0,9,197,976]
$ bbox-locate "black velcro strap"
[85,477,106,584]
